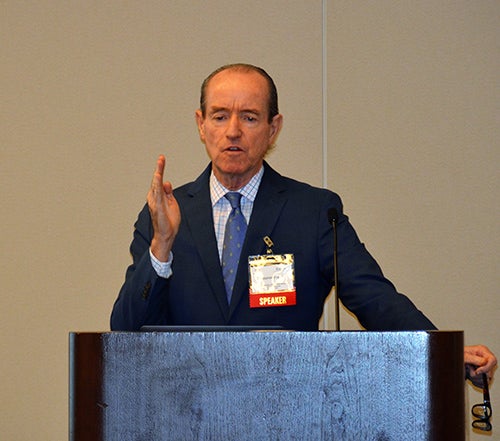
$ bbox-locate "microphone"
[327,208,340,331]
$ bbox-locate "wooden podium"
[69,331,464,441]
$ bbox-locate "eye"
[212,113,227,121]
[243,114,258,123]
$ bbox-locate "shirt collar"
[210,166,264,206]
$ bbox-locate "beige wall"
[1,1,497,439]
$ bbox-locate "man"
[110,63,496,382]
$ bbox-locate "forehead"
[204,69,270,110]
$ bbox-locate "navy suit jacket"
[111,162,435,331]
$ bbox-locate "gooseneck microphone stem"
[327,208,340,331]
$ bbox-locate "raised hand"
[147,155,181,261]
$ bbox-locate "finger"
[151,155,166,192]
[156,154,166,177]
[163,181,174,198]
[465,354,485,367]
[475,358,497,376]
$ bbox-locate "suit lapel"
[180,165,230,319]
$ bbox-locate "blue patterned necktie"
[222,192,247,303]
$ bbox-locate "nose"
[225,114,242,139]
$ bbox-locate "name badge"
[248,253,296,308]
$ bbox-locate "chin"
[217,160,248,176]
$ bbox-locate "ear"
[195,109,206,142]
[269,113,283,143]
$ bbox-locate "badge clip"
[263,236,274,254]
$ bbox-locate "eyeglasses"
[471,373,492,432]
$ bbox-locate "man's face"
[195,69,282,190]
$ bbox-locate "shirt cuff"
[149,248,173,279]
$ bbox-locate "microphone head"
[327,207,338,224]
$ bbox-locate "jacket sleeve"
[110,204,170,331]
[331,199,437,331]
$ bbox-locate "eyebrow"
[209,106,261,115]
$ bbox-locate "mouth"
[225,146,243,152]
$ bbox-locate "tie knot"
[225,192,242,209]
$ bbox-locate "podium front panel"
[69,331,464,441]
